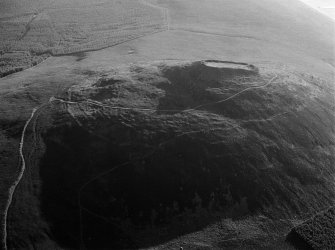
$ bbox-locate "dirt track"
[2,107,37,250]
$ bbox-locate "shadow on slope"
[38,110,264,249]
[36,61,335,249]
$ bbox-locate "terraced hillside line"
[52,97,174,113]
[50,74,280,117]
[2,107,38,250]
[50,73,280,118]
[185,74,278,112]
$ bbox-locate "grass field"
[0,0,166,77]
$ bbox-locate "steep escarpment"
[6,61,334,249]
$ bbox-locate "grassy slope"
[80,0,334,81]
[163,0,334,57]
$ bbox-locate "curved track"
[2,108,38,250]
[185,74,278,111]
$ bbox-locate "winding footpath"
[2,97,56,250]
[2,108,38,250]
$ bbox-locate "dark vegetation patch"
[38,112,262,248]
[0,51,48,78]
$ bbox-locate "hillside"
[0,0,334,249]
